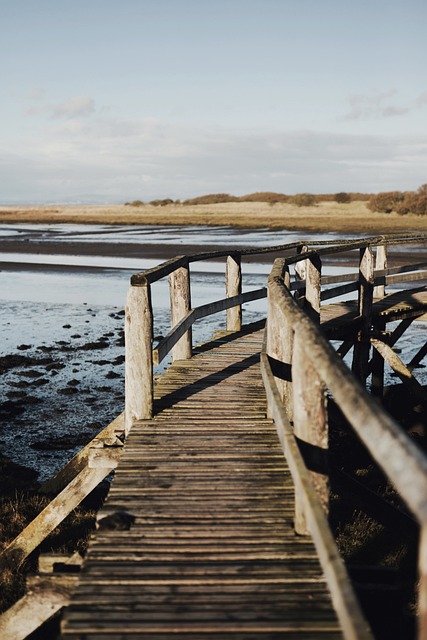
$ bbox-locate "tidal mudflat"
[0,222,425,486]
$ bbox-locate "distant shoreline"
[1,201,427,234]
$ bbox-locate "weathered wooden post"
[305,253,322,323]
[169,264,192,361]
[267,259,294,419]
[282,266,294,422]
[294,245,308,307]
[374,242,387,299]
[292,327,329,535]
[352,246,374,383]
[125,281,153,435]
[371,244,388,396]
[267,279,284,414]
[226,253,242,331]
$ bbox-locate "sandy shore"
[1,201,427,233]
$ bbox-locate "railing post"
[267,287,284,413]
[418,525,427,639]
[282,268,294,422]
[125,282,153,435]
[294,244,308,307]
[374,242,387,299]
[292,329,329,535]
[352,246,374,382]
[371,243,387,397]
[169,264,192,361]
[305,253,322,323]
[267,260,293,420]
[226,253,242,332]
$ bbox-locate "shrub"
[335,192,351,204]
[149,198,174,206]
[367,191,404,213]
[289,193,317,207]
[396,192,427,216]
[126,200,144,207]
[315,194,335,202]
[239,192,289,203]
[182,193,239,205]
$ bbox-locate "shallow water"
[0,223,425,481]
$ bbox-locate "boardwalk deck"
[321,285,427,338]
[61,326,344,639]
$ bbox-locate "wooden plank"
[0,575,78,640]
[40,412,124,495]
[0,465,112,569]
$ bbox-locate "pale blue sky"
[1,0,426,203]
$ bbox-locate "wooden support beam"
[125,283,153,433]
[371,338,427,405]
[371,320,386,398]
[408,340,427,373]
[38,551,83,574]
[0,575,78,640]
[88,445,123,469]
[0,465,112,569]
[39,412,124,495]
[169,264,192,361]
[336,340,353,359]
[226,254,242,331]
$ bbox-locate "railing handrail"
[268,258,427,524]
[130,232,427,286]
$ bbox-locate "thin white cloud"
[415,92,427,108]
[51,96,95,119]
[25,95,96,119]
[25,87,45,100]
[343,89,409,120]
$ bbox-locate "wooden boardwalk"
[61,326,343,639]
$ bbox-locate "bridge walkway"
[61,324,344,639]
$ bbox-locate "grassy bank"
[1,201,427,233]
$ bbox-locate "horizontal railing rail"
[130,232,427,286]
[153,287,267,364]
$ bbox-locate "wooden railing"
[125,232,427,639]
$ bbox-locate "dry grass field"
[1,200,427,233]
